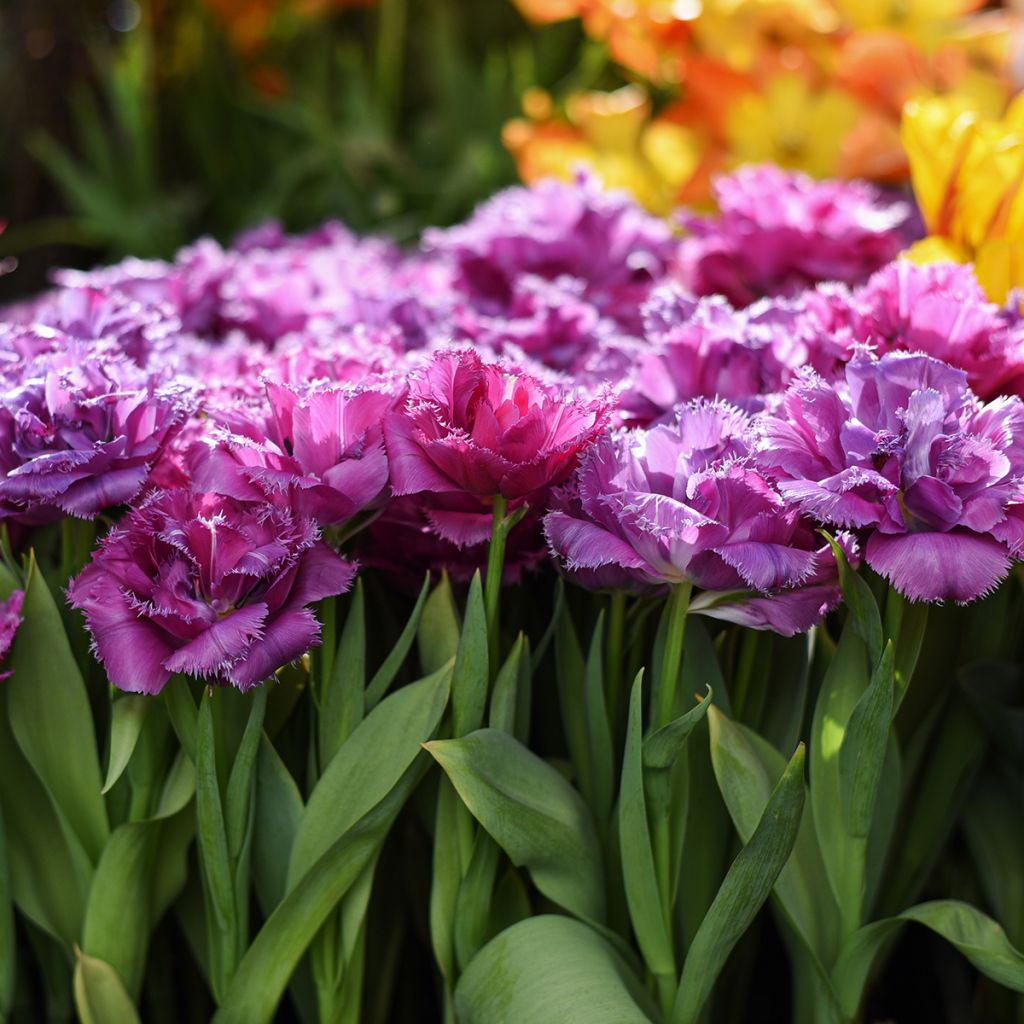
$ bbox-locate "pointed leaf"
[73,950,141,1024]
[365,573,430,710]
[452,572,488,737]
[418,573,460,675]
[102,696,151,794]
[426,729,605,923]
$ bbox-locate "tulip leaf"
[418,572,460,675]
[6,553,108,863]
[320,580,366,769]
[73,950,141,1024]
[673,744,806,1024]
[426,729,606,924]
[619,675,674,978]
[102,695,151,794]
[582,612,614,827]
[488,633,527,737]
[555,602,592,800]
[451,572,488,738]
[831,901,1024,1019]
[454,831,503,972]
[162,678,198,763]
[708,706,840,977]
[288,662,452,887]
[838,641,895,839]
[809,623,871,930]
[823,533,882,667]
[252,738,303,915]
[454,916,656,1024]
[430,776,470,990]
[364,573,431,710]
[212,758,429,1024]
[0,681,88,946]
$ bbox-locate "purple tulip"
[0,343,197,524]
[0,589,24,680]
[756,350,1024,603]
[383,349,609,524]
[424,173,675,333]
[676,165,913,307]
[191,377,401,529]
[67,489,355,693]
[545,401,844,632]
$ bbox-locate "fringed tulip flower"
[192,377,401,529]
[0,344,197,524]
[676,164,913,307]
[67,489,355,693]
[0,589,23,680]
[545,400,845,633]
[756,351,1024,603]
[383,349,609,532]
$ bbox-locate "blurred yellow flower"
[902,95,1024,301]
[726,73,861,177]
[834,0,984,50]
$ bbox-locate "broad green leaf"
[454,916,655,1024]
[320,582,366,768]
[252,738,303,916]
[823,533,881,667]
[488,634,526,735]
[288,664,451,887]
[673,744,806,1024]
[452,572,488,738]
[619,676,674,978]
[430,777,469,987]
[418,573,460,675]
[73,950,141,1024]
[6,554,108,862]
[213,759,429,1024]
[162,678,198,763]
[224,687,267,862]
[708,707,840,975]
[365,573,431,710]
[454,832,503,972]
[809,623,870,931]
[832,901,1024,1019]
[426,729,605,924]
[0,684,88,946]
[838,642,894,838]
[102,696,151,794]
[643,687,712,771]
[81,793,194,1001]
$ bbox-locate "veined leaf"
[426,729,605,924]
[102,696,151,795]
[454,916,655,1024]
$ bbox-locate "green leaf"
[224,687,267,862]
[320,582,366,769]
[430,777,470,988]
[454,832,503,972]
[823,533,881,667]
[212,759,429,1024]
[6,554,108,862]
[418,573,460,675]
[831,901,1024,1019]
[162,678,198,763]
[365,573,431,710]
[708,706,840,978]
[809,623,871,931]
[582,612,614,828]
[73,950,141,1024]
[252,738,303,916]
[102,696,151,794]
[426,729,605,924]
[673,744,807,1024]
[0,681,88,946]
[288,664,452,887]
[452,572,488,737]
[838,641,895,838]
[488,633,527,736]
[454,916,655,1024]
[555,601,590,802]
[619,676,674,978]
[643,686,712,771]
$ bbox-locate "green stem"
[654,581,692,729]
[485,494,509,676]
[605,590,626,713]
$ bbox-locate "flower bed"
[1,168,1023,1023]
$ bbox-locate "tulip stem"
[654,581,692,728]
[485,495,509,674]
